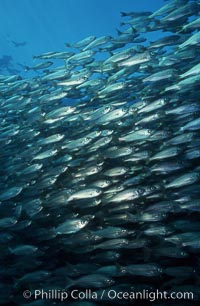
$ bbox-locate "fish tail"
[120,12,127,17]
[24,66,30,71]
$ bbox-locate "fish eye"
[138,188,144,194]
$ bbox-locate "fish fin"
[64,60,70,70]
[177,27,184,33]
[64,277,74,290]
[131,26,137,33]
[115,262,122,270]
[110,62,118,70]
[24,66,30,72]
[143,246,151,262]
[120,12,127,17]
[116,262,127,275]
[116,28,122,35]
[116,262,123,273]
[13,277,21,289]
[98,61,104,73]
[127,212,138,222]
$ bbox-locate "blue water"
[0,0,165,76]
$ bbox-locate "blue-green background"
[0,0,166,75]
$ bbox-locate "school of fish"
[1,0,200,305]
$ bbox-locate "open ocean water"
[0,0,200,305]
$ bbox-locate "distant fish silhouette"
[0,55,13,68]
[0,55,21,75]
[11,40,27,47]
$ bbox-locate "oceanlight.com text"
[23,288,194,302]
